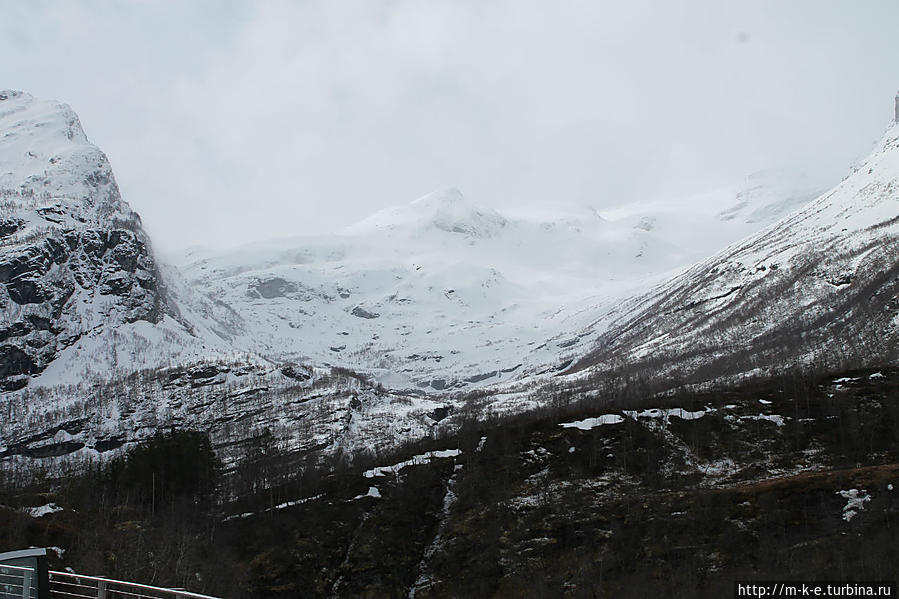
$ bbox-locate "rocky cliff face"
[0,90,163,390]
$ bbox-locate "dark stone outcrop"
[0,227,163,389]
[0,218,23,239]
[246,277,298,299]
[281,364,313,381]
[350,306,380,319]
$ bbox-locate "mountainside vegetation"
[2,366,898,597]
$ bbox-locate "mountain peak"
[0,89,137,232]
[408,186,466,209]
[0,89,88,146]
[345,187,507,238]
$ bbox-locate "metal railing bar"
[48,571,96,584]
[48,587,99,595]
[101,590,172,599]
[48,572,219,599]
[46,590,96,599]
[0,583,26,592]
[0,564,35,572]
[49,579,100,589]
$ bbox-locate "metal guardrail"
[0,563,37,599]
[0,549,219,599]
[0,549,45,599]
[46,572,219,599]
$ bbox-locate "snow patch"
[222,493,324,522]
[25,503,63,518]
[623,407,710,421]
[740,414,787,427]
[363,449,461,478]
[560,414,624,430]
[837,489,871,522]
[352,486,382,500]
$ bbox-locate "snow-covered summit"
[0,89,856,396]
[345,187,508,239]
[0,90,139,235]
[4,90,893,478]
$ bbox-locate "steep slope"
[0,90,168,390]
[0,90,243,391]
[572,123,899,383]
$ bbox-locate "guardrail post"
[98,579,107,599]
[21,568,32,599]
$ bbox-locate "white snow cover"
[740,414,788,427]
[0,90,246,390]
[25,503,63,518]
[837,489,871,522]
[560,414,625,430]
[2,90,828,394]
[351,486,382,500]
[169,171,819,391]
[0,89,137,234]
[623,407,710,421]
[363,449,461,478]
[3,89,895,473]
[568,120,899,381]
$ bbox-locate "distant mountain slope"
[572,123,899,383]
[175,188,680,390]
[597,168,823,265]
[176,175,820,391]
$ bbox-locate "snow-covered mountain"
[570,123,899,383]
[173,175,821,391]
[597,168,824,263]
[173,189,665,390]
[0,90,168,390]
[5,88,894,474]
[0,88,828,394]
[0,90,245,392]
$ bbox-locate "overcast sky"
[3,1,898,251]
